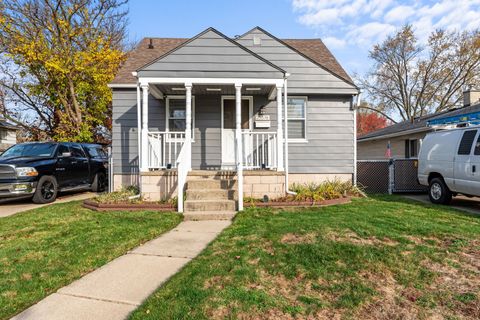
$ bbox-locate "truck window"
[458,130,477,155]
[84,146,106,158]
[70,144,86,158]
[56,144,70,157]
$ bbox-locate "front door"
[221,98,251,169]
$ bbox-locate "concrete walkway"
[11,220,231,320]
[0,192,96,218]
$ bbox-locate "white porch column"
[141,84,149,172]
[185,83,192,170]
[276,85,284,171]
[235,83,243,211]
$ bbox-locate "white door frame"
[221,95,253,168]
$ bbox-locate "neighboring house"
[109,27,359,212]
[0,119,18,151]
[357,89,480,160]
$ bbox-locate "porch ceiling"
[153,84,273,96]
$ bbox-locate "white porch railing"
[147,131,186,169]
[242,131,278,170]
[176,136,191,213]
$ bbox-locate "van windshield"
[1,143,57,158]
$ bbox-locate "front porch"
[136,79,288,212]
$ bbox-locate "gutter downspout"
[353,91,361,186]
[134,71,142,197]
[283,73,295,195]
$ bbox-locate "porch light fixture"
[246,88,261,91]
[206,88,222,92]
[171,87,186,91]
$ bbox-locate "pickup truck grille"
[0,165,16,180]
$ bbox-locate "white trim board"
[285,96,308,143]
[139,77,285,87]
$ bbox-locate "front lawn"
[131,196,480,319]
[0,201,181,320]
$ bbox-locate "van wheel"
[92,172,107,192]
[428,178,452,205]
[32,176,58,204]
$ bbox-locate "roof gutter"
[357,127,431,142]
[108,83,137,88]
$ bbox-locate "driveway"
[0,191,97,218]
[403,193,480,216]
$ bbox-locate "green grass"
[130,195,480,320]
[0,201,181,320]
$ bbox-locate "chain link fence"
[357,159,427,194]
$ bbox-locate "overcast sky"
[128,0,480,77]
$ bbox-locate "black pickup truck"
[0,142,108,203]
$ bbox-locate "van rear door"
[454,129,477,195]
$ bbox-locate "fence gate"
[357,160,390,193]
[357,159,427,194]
[392,159,427,192]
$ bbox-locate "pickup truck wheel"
[32,176,58,204]
[92,172,107,192]
[428,178,452,205]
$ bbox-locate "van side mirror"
[61,152,72,158]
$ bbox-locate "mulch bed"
[83,199,176,212]
[244,196,351,208]
[84,196,352,212]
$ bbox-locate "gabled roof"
[358,103,480,141]
[137,27,286,75]
[111,27,354,85]
[244,27,355,87]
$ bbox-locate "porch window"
[286,97,307,141]
[166,96,195,139]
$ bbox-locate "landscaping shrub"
[93,186,141,204]
[290,179,365,202]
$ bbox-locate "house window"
[286,97,307,141]
[405,139,419,158]
[166,96,195,139]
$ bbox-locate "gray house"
[109,27,358,213]
[0,119,17,151]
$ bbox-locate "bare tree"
[360,25,480,123]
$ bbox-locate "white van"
[418,126,480,204]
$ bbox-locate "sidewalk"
[11,220,231,320]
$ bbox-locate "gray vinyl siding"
[237,29,357,95]
[112,92,277,173]
[112,89,165,174]
[112,92,353,175]
[138,30,283,79]
[237,29,355,175]
[112,89,138,174]
[287,96,354,174]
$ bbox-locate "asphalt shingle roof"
[111,36,354,85]
[358,103,480,141]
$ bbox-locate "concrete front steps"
[184,173,237,221]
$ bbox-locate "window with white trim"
[166,96,195,139]
[286,97,307,140]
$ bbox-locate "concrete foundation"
[114,171,353,202]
